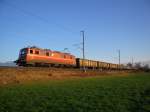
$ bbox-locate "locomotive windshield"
[20,49,27,55]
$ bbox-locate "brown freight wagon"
[76,58,98,69]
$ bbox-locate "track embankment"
[0,67,131,85]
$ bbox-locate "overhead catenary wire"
[4,1,78,35]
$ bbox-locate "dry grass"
[0,67,130,85]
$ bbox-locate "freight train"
[15,46,124,70]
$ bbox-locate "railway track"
[0,66,129,72]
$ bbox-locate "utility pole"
[118,50,120,69]
[81,31,86,72]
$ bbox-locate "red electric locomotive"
[15,46,76,67]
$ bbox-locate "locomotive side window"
[64,55,66,58]
[35,50,39,55]
[30,50,33,54]
[46,52,49,56]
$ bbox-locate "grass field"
[0,72,150,112]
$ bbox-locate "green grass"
[0,72,150,112]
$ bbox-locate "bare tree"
[134,62,142,69]
[143,64,150,72]
[127,62,132,68]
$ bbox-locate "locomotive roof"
[53,51,72,56]
[26,46,74,56]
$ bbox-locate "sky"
[0,0,150,64]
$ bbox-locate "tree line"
[126,62,150,72]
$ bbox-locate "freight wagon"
[76,58,98,69]
[76,58,121,70]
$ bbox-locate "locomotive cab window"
[30,50,33,54]
[46,52,49,56]
[70,56,72,59]
[35,51,39,55]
